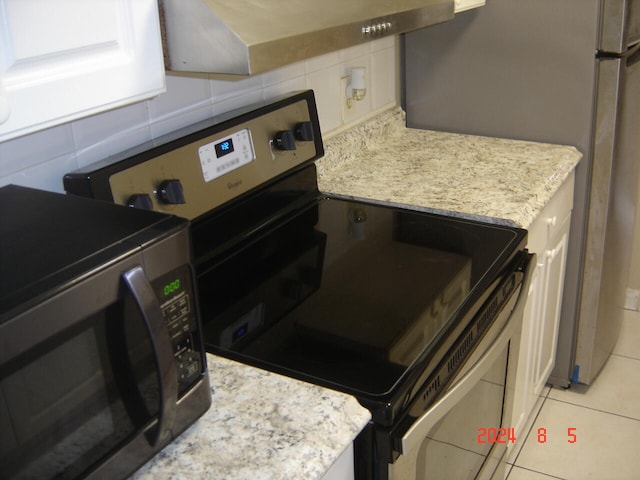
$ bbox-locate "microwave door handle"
[123,266,178,447]
[399,253,535,456]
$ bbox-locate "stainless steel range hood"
[160,0,454,75]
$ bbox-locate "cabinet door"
[534,221,570,395]
[509,257,543,441]
[0,0,165,142]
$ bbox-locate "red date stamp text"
[477,427,577,444]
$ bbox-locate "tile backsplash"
[0,37,398,193]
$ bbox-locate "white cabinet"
[508,171,574,450]
[534,221,569,394]
[455,0,486,13]
[0,0,165,142]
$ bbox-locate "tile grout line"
[508,465,568,480]
[543,396,640,423]
[610,351,640,362]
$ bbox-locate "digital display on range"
[199,128,255,183]
[214,138,235,158]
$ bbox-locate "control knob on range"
[273,130,296,151]
[157,179,186,204]
[126,194,154,210]
[295,121,314,142]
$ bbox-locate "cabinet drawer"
[527,171,575,253]
[543,172,575,241]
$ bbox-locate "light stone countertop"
[133,354,371,480]
[317,107,583,229]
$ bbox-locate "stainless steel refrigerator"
[403,0,640,386]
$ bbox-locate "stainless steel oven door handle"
[123,265,178,447]
[400,253,535,456]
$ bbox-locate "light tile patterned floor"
[506,309,640,480]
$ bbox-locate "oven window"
[0,299,159,480]
[392,346,509,480]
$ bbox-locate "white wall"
[0,37,398,193]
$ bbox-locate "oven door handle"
[399,253,534,456]
[123,265,178,447]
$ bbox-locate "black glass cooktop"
[192,166,526,414]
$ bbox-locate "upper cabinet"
[0,0,165,143]
[454,0,485,12]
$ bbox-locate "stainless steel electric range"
[64,90,533,480]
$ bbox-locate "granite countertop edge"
[132,354,371,480]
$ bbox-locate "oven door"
[389,253,534,480]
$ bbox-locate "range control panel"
[63,91,324,220]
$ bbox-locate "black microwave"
[0,185,211,479]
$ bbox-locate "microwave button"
[177,351,201,386]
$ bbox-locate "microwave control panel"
[152,264,204,393]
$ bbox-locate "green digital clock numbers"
[163,279,181,296]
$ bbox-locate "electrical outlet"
[341,76,357,123]
[341,68,370,125]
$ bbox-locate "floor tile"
[613,310,640,360]
[548,354,640,420]
[514,398,640,480]
[506,465,566,480]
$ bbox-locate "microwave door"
[0,324,123,480]
[0,257,172,479]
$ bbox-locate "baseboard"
[625,288,640,311]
